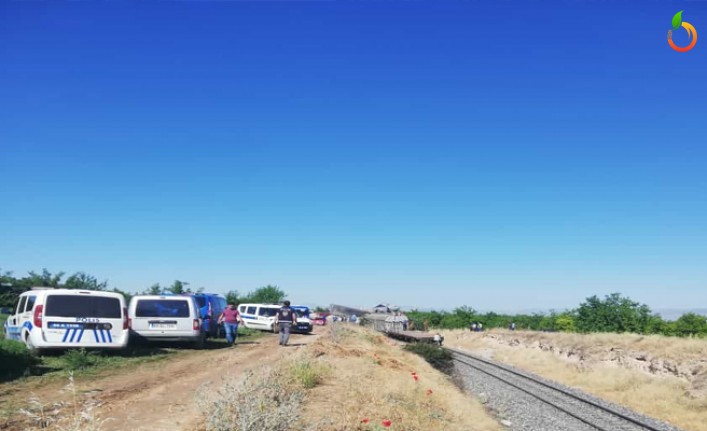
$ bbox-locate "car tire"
[193,333,206,349]
[25,333,42,356]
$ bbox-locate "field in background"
[443,329,707,431]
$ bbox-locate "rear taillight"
[123,307,129,330]
[33,305,43,328]
[193,319,200,331]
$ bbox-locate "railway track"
[447,347,684,431]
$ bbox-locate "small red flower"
[412,374,419,382]
[361,418,369,424]
[382,419,392,427]
[426,389,433,395]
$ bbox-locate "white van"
[3,288,129,353]
[238,303,281,332]
[128,295,205,348]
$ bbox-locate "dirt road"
[1,331,318,431]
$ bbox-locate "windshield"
[258,307,278,317]
[292,307,310,318]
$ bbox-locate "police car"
[4,287,129,353]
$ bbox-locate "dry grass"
[299,324,501,431]
[443,329,707,431]
[20,373,107,431]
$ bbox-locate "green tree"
[554,313,576,332]
[241,285,286,304]
[225,290,241,305]
[27,269,64,287]
[575,293,655,334]
[145,283,164,295]
[167,280,189,294]
[64,272,108,291]
[673,313,707,337]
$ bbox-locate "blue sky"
[1,0,706,312]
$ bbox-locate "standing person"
[401,312,409,331]
[471,322,477,332]
[218,303,241,347]
[275,300,297,346]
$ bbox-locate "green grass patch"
[39,345,180,378]
[0,314,8,339]
[403,342,453,372]
[0,339,40,381]
[288,358,327,389]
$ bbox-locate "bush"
[404,343,453,372]
[288,359,326,389]
[61,349,101,371]
[0,339,39,381]
[199,367,304,431]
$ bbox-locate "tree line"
[0,268,287,310]
[406,292,707,338]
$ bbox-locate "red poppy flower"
[426,389,433,395]
[412,374,419,382]
[382,419,392,427]
[361,418,369,423]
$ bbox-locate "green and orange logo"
[668,10,698,52]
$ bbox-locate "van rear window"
[45,295,121,319]
[194,297,206,308]
[136,300,190,318]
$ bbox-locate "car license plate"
[150,323,176,329]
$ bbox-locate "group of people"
[468,321,516,331]
[216,300,298,347]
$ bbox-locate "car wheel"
[25,333,41,355]
[193,333,206,349]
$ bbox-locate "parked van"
[291,305,313,334]
[238,303,281,332]
[191,293,227,338]
[128,295,205,348]
[3,288,129,353]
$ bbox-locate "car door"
[4,296,26,340]
[21,295,37,331]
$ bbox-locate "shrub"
[199,367,305,431]
[403,343,453,372]
[20,373,106,431]
[0,339,38,381]
[61,349,101,371]
[288,359,326,389]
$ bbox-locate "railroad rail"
[447,347,682,431]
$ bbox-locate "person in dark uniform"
[275,300,298,346]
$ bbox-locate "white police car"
[4,288,129,353]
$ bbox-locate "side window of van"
[17,296,27,315]
[25,296,36,312]
[238,305,245,314]
[246,306,256,315]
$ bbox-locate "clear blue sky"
[1,0,706,312]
